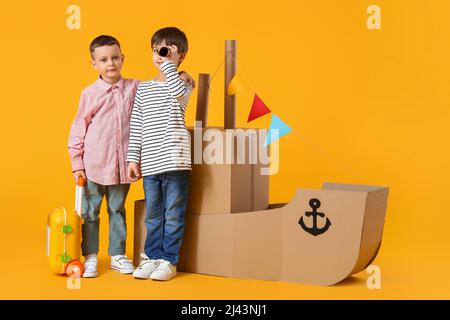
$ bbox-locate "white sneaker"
[110,255,135,274]
[132,253,161,279]
[150,259,177,281]
[83,254,98,278]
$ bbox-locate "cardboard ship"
[133,41,389,286]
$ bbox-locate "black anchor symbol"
[299,198,331,236]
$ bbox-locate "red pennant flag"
[247,94,271,122]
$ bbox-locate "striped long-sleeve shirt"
[126,61,192,176]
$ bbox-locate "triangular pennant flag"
[227,74,249,96]
[265,113,293,146]
[248,94,271,122]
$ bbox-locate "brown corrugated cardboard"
[187,127,269,214]
[175,210,235,277]
[134,182,389,285]
[230,207,284,280]
[281,186,364,285]
[195,74,210,128]
[133,200,147,267]
[180,204,285,280]
[282,183,389,285]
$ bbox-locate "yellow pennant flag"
[227,74,250,96]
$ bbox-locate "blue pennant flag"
[265,113,293,146]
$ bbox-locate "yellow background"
[1,0,449,299]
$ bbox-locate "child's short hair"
[89,35,121,58]
[151,27,188,54]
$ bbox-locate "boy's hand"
[162,45,184,67]
[73,170,86,184]
[180,72,196,89]
[127,162,142,182]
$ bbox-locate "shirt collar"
[96,75,124,92]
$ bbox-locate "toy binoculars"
[158,47,171,57]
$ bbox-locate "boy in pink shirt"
[68,35,194,278]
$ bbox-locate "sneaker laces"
[137,254,154,269]
[155,260,171,272]
[115,255,133,267]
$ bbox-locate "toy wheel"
[65,259,83,277]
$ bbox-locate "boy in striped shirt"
[127,27,193,281]
[69,34,194,278]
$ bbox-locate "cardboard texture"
[186,127,269,215]
[224,40,237,129]
[133,200,147,267]
[133,183,389,286]
[281,183,389,285]
[195,74,210,128]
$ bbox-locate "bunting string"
[205,51,292,146]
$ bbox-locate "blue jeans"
[81,180,130,256]
[143,170,190,265]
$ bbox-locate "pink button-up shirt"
[68,76,140,185]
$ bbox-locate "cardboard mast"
[196,73,210,128]
[225,40,236,129]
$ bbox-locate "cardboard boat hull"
[134,182,389,286]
